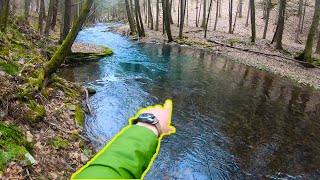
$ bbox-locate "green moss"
[86,87,96,94]
[0,59,20,76]
[227,38,239,46]
[52,137,69,150]
[0,123,31,170]
[26,101,46,122]
[28,68,45,90]
[75,106,84,128]
[72,131,79,141]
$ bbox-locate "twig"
[46,121,90,142]
[207,39,320,69]
[82,88,93,116]
[26,168,32,180]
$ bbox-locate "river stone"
[80,154,89,163]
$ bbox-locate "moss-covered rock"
[86,87,96,95]
[66,47,114,62]
[75,105,84,128]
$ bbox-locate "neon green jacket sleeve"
[73,125,158,179]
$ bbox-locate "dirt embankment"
[0,20,102,179]
[112,0,320,89]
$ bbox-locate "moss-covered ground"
[0,17,100,178]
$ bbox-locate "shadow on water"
[58,24,320,179]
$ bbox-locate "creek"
[59,23,320,179]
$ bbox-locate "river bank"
[0,20,114,179]
[112,24,320,90]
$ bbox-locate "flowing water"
[59,24,320,179]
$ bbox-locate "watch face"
[140,113,155,119]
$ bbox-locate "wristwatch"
[132,113,162,136]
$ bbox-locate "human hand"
[134,99,176,136]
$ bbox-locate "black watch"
[132,113,162,136]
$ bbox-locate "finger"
[163,99,172,114]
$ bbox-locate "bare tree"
[200,0,206,28]
[316,31,320,54]
[250,0,256,42]
[204,0,213,38]
[61,0,71,42]
[245,0,250,27]
[262,0,271,39]
[239,0,243,17]
[155,0,159,30]
[44,0,54,36]
[24,0,31,22]
[148,0,154,29]
[297,0,320,62]
[163,0,173,41]
[38,0,45,34]
[51,0,59,29]
[125,0,136,33]
[0,0,10,32]
[295,0,303,42]
[45,0,95,77]
[214,0,219,30]
[228,0,233,33]
[272,0,286,50]
[178,0,186,38]
[135,0,145,37]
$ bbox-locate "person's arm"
[72,100,175,179]
[73,125,158,179]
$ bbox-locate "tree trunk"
[214,0,219,30]
[44,0,54,36]
[295,0,303,42]
[262,0,271,39]
[148,0,154,29]
[169,0,174,24]
[125,0,136,33]
[272,0,286,50]
[177,0,180,27]
[297,0,320,62]
[300,0,307,33]
[38,0,45,34]
[239,0,243,17]
[178,0,186,38]
[163,0,173,42]
[24,0,31,22]
[196,0,198,27]
[45,0,94,77]
[135,0,145,37]
[228,0,233,33]
[200,0,206,28]
[61,0,71,42]
[155,0,159,30]
[204,0,213,38]
[51,0,59,29]
[0,0,9,32]
[250,0,256,42]
[316,31,320,54]
[245,0,250,27]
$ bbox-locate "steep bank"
[0,20,111,179]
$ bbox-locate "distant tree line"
[120,0,320,63]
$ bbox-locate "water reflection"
[59,24,320,179]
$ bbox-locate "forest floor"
[0,19,112,179]
[112,0,320,89]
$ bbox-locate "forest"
[0,0,320,179]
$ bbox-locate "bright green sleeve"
[73,125,158,179]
